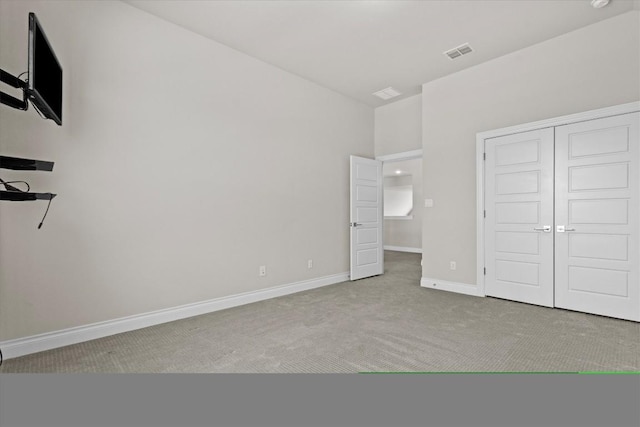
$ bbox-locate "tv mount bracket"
[0,68,29,111]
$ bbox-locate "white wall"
[421,11,640,286]
[0,0,373,341]
[374,95,421,157]
[383,158,422,250]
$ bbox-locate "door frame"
[476,101,640,297]
[376,149,423,163]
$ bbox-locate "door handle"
[556,225,575,233]
[351,222,363,227]
[533,225,551,232]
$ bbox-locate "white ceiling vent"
[372,87,402,100]
[444,43,473,60]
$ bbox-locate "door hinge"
[483,210,486,218]
[483,267,486,275]
[483,152,486,161]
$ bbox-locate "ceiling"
[124,0,638,107]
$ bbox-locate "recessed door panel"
[357,248,379,266]
[357,185,378,202]
[356,164,378,181]
[568,266,628,298]
[357,228,378,245]
[569,163,629,191]
[569,199,629,224]
[569,234,628,261]
[357,207,378,223]
[495,139,539,166]
[495,232,539,255]
[495,260,540,287]
[495,202,540,224]
[495,171,540,195]
[569,126,629,158]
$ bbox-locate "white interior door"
[484,128,555,307]
[350,155,383,280]
[555,112,640,321]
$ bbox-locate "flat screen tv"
[27,12,62,125]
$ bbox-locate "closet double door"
[484,112,639,321]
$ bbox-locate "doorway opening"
[377,150,423,271]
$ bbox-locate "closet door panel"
[484,128,555,307]
[555,112,639,321]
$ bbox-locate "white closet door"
[485,128,555,307]
[555,112,640,321]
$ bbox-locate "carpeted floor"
[1,251,638,373]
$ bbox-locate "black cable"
[0,178,30,192]
[1,177,53,228]
[38,196,53,229]
[17,71,28,81]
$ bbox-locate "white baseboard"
[0,272,349,360]
[420,277,484,297]
[384,245,422,254]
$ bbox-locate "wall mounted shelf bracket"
[0,68,28,111]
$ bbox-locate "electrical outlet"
[259,265,266,277]
[307,259,313,269]
[450,261,456,270]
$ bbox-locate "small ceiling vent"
[444,43,473,60]
[372,87,402,100]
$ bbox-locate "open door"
[350,155,384,280]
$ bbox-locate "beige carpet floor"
[1,251,638,373]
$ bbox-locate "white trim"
[384,245,422,253]
[476,133,486,296]
[476,102,640,141]
[420,277,483,297]
[375,149,423,162]
[476,102,640,297]
[0,272,349,360]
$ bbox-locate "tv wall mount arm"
[0,68,29,111]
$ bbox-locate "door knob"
[557,225,575,232]
[533,225,551,232]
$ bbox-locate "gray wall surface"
[374,95,421,157]
[0,0,373,341]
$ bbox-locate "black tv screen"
[28,12,62,125]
